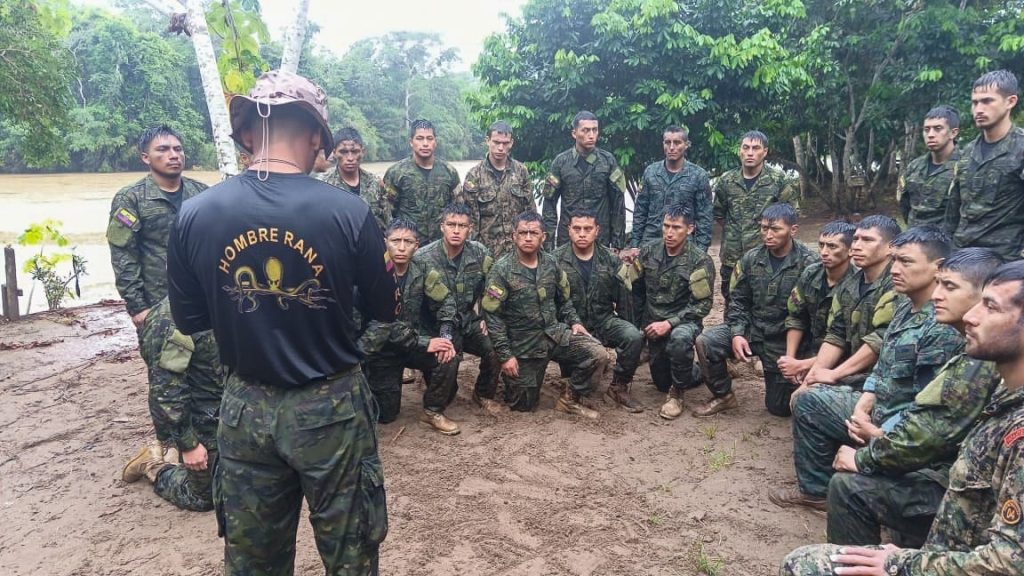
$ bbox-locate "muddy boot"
[402,368,417,384]
[420,409,461,436]
[693,391,739,417]
[473,392,508,416]
[604,376,643,413]
[658,387,684,420]
[555,388,599,419]
[162,443,180,464]
[122,441,170,484]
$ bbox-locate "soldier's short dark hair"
[940,248,1003,289]
[386,218,419,241]
[983,260,1024,313]
[333,127,364,147]
[742,130,769,148]
[820,220,856,247]
[514,211,544,229]
[568,208,599,225]
[487,121,513,138]
[760,202,797,225]
[889,225,952,262]
[924,105,960,130]
[410,119,435,138]
[664,125,689,140]
[138,125,183,153]
[572,111,599,129]
[857,215,901,243]
[972,70,1019,98]
[440,203,472,222]
[663,203,694,225]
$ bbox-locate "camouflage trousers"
[695,325,796,416]
[364,342,458,423]
[648,322,701,393]
[827,470,945,548]
[216,368,386,576]
[780,543,887,576]
[791,385,861,498]
[453,320,501,400]
[594,316,643,382]
[153,425,218,512]
[504,334,609,412]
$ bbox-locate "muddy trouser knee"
[422,348,458,413]
[649,323,700,393]
[216,369,386,576]
[504,358,548,411]
[460,322,500,400]
[695,325,733,397]
[827,470,944,547]
[599,317,642,382]
[365,347,436,423]
[751,339,795,416]
[791,386,861,498]
[154,418,218,511]
[554,333,608,395]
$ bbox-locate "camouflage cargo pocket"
[158,329,195,373]
[359,455,389,545]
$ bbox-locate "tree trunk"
[186,0,238,178]
[279,0,309,74]
[793,134,808,199]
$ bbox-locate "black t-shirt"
[859,276,871,298]
[977,138,999,162]
[768,252,785,273]
[927,160,943,176]
[167,171,397,388]
[574,253,594,286]
[743,176,758,191]
[162,184,184,212]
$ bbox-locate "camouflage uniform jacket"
[481,252,582,362]
[630,160,713,250]
[855,354,1001,484]
[107,175,209,316]
[861,298,964,426]
[883,384,1024,575]
[786,261,857,352]
[360,260,447,356]
[462,156,535,259]
[897,150,959,227]
[624,240,715,328]
[414,239,492,335]
[541,147,627,249]
[823,263,896,356]
[727,241,817,343]
[383,157,462,244]
[554,244,632,333]
[320,167,390,231]
[944,126,1024,261]
[712,166,800,270]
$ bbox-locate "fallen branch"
[389,425,406,446]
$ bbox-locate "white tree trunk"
[279,0,310,74]
[186,0,238,177]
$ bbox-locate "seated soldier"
[772,226,963,511]
[483,211,609,417]
[622,203,715,420]
[781,261,1024,576]
[693,203,817,417]
[827,248,1003,548]
[778,221,857,385]
[555,208,644,412]
[360,219,457,429]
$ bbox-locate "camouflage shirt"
[541,147,627,249]
[884,384,1024,575]
[712,165,800,270]
[320,167,390,232]
[413,239,492,334]
[786,262,857,352]
[630,160,713,250]
[823,263,896,356]
[359,259,440,355]
[727,241,818,343]
[623,240,715,328]
[856,354,1001,482]
[482,252,582,362]
[897,151,959,227]
[862,298,964,426]
[944,126,1024,261]
[462,156,536,259]
[554,244,632,333]
[107,174,209,316]
[383,157,462,244]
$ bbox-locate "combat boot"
[163,443,180,464]
[555,389,599,419]
[122,441,169,484]
[604,376,643,413]
[421,409,461,435]
[473,392,508,416]
[658,387,684,420]
[693,391,739,417]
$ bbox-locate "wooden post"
[3,245,22,321]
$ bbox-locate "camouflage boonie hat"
[229,69,333,153]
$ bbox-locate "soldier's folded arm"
[166,221,210,336]
[355,211,399,323]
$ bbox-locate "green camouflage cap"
[229,69,333,153]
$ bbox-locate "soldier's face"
[760,218,796,252]
[922,118,957,152]
[141,135,184,178]
[441,214,471,249]
[971,86,1018,130]
[568,217,599,251]
[572,120,599,154]
[334,140,364,174]
[818,234,851,271]
[410,128,437,160]
[963,280,1024,362]
[739,138,767,169]
[514,221,544,256]
[850,227,890,269]
[663,132,688,162]
[487,133,513,163]
[890,243,938,296]
[662,216,693,253]
[933,270,981,326]
[386,229,419,266]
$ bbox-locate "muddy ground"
[0,231,837,576]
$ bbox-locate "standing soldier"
[541,110,628,250]
[483,211,609,418]
[622,204,715,420]
[693,203,817,417]
[555,208,644,412]
[321,127,390,231]
[462,121,536,259]
[897,106,960,227]
[945,69,1024,261]
[167,70,397,574]
[713,130,800,303]
[384,119,462,244]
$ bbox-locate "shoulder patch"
[546,173,560,188]
[1001,499,1021,525]
[482,283,506,313]
[115,208,139,228]
[424,269,450,302]
[690,266,711,300]
[482,254,493,274]
[464,179,476,192]
[486,284,506,300]
[1004,428,1024,448]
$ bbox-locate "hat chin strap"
[256,99,272,182]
